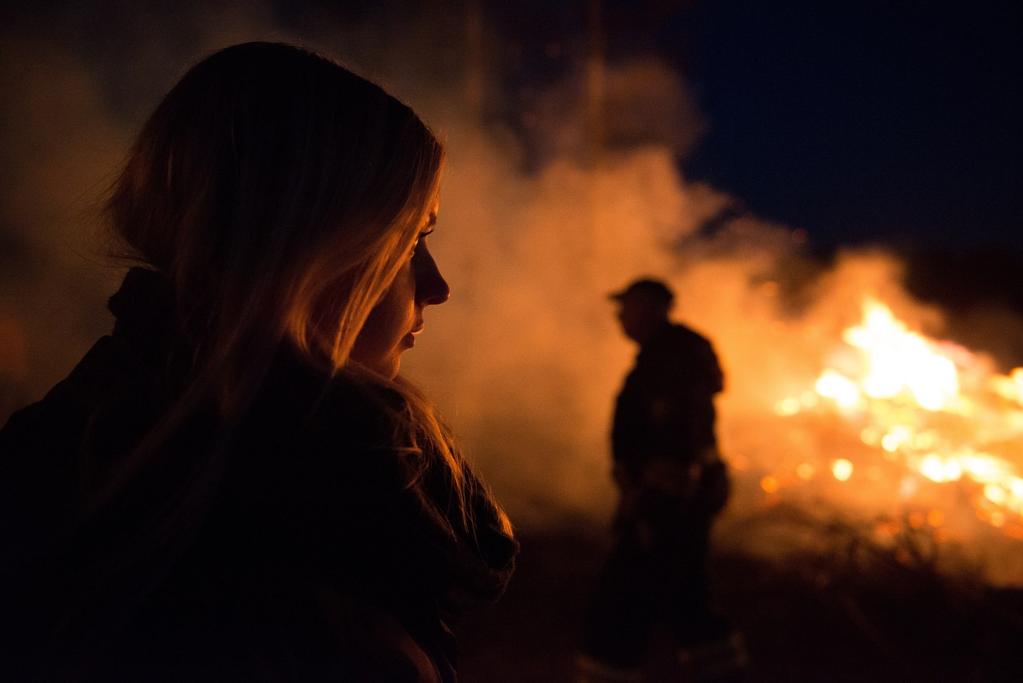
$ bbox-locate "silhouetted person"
[579,278,745,682]
[0,42,515,682]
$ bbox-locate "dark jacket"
[612,322,724,480]
[0,268,517,681]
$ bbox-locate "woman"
[0,42,516,681]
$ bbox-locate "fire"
[843,300,960,410]
[831,459,854,481]
[772,297,1023,536]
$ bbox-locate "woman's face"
[351,211,449,378]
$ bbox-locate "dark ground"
[456,526,1023,682]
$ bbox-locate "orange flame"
[773,298,1023,533]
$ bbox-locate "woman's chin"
[378,355,402,380]
[350,350,402,380]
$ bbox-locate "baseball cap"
[608,278,674,306]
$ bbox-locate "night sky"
[682,1,1022,250]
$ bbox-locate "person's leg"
[662,523,713,643]
[665,521,748,682]
[580,533,656,679]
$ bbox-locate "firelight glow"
[844,299,959,411]
[773,297,1023,535]
[831,459,854,481]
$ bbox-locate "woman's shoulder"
[3,332,160,428]
[0,334,165,534]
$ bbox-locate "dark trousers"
[583,494,716,669]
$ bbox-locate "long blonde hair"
[104,41,474,562]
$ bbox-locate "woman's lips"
[403,322,424,349]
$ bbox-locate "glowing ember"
[831,459,854,481]
[772,297,1023,536]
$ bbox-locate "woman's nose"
[415,248,450,306]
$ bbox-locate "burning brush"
[722,295,1023,584]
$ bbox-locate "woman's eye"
[412,231,432,258]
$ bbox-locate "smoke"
[2,2,1021,582]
